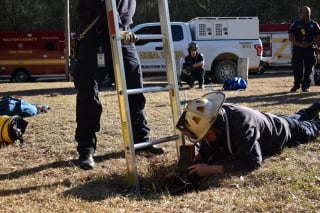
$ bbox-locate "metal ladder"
[105,0,183,191]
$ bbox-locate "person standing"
[74,0,164,170]
[180,42,205,89]
[289,6,320,92]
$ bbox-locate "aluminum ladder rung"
[134,135,180,150]
[127,85,173,95]
[137,34,164,40]
[106,0,183,192]
[117,34,165,41]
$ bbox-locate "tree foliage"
[0,0,320,32]
[0,0,65,31]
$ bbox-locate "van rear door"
[38,37,65,77]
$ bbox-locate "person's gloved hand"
[120,31,139,44]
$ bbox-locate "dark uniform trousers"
[280,105,320,147]
[292,47,317,90]
[180,67,205,87]
[74,9,149,156]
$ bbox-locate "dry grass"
[0,70,320,212]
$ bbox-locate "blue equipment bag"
[223,77,247,91]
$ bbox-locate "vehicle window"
[172,25,183,42]
[45,42,56,51]
[135,25,183,46]
[135,26,161,45]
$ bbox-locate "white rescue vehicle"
[132,17,263,83]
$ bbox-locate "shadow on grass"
[0,87,77,97]
[0,152,225,201]
[0,150,138,199]
[0,85,121,100]
[0,146,256,201]
[181,91,320,109]
[0,182,63,196]
[226,91,320,108]
[62,162,208,201]
[0,151,124,181]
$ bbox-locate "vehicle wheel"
[13,69,30,82]
[213,60,237,83]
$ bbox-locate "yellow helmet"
[0,115,28,145]
[176,92,226,142]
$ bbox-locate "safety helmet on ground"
[187,42,198,52]
[0,115,28,145]
[176,92,226,142]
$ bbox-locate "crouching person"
[176,92,320,177]
[180,42,205,89]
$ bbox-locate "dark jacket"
[78,0,135,29]
[199,103,291,172]
[183,53,204,70]
[288,19,320,50]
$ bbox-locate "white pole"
[237,57,249,81]
[64,0,71,81]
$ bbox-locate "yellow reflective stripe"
[0,59,65,65]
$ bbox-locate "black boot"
[137,145,165,155]
[308,102,320,120]
[290,85,300,92]
[146,145,165,154]
[78,154,95,170]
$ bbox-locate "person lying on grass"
[176,92,320,177]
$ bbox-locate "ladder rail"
[158,0,185,150]
[106,0,183,192]
[105,0,140,191]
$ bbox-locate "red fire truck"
[0,31,67,82]
[259,23,320,73]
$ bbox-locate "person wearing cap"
[180,42,205,89]
[176,92,320,177]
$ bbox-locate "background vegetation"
[1,0,320,32]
